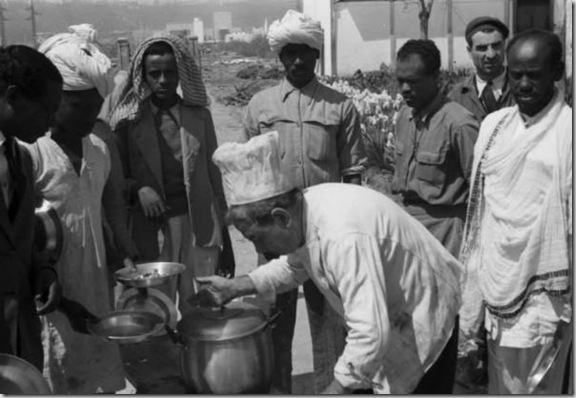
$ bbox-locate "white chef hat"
[267,9,324,54]
[212,131,295,206]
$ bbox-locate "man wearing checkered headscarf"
[109,34,234,318]
[107,34,208,129]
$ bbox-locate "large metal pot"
[166,300,278,394]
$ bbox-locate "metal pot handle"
[165,325,186,347]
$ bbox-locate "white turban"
[38,24,113,98]
[267,10,324,54]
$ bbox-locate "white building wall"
[334,2,389,75]
[302,0,570,77]
[302,0,333,75]
[303,0,509,77]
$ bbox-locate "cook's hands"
[188,275,257,308]
[319,379,351,394]
[138,186,168,218]
[188,276,234,307]
[35,268,62,315]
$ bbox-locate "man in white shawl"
[243,9,367,393]
[28,24,137,394]
[459,29,572,394]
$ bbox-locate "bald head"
[506,29,564,116]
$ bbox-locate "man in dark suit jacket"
[108,35,234,317]
[448,17,515,122]
[0,45,63,370]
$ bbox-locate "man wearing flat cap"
[448,16,515,122]
[241,9,367,394]
[191,131,463,394]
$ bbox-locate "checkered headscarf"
[107,33,208,130]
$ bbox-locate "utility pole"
[447,0,453,72]
[0,2,7,47]
[26,0,39,47]
[390,0,396,69]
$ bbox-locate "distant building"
[166,19,204,43]
[204,27,215,42]
[213,11,232,42]
[193,18,204,43]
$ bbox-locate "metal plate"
[116,288,178,336]
[0,354,52,394]
[87,310,164,344]
[115,262,186,288]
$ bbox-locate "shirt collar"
[150,100,180,116]
[475,69,507,95]
[280,76,319,103]
[150,98,181,125]
[410,90,444,124]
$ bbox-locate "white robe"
[26,134,127,394]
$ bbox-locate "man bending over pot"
[191,131,462,394]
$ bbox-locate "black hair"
[397,39,441,75]
[143,41,174,59]
[506,29,563,68]
[226,189,300,227]
[466,26,498,47]
[0,45,63,99]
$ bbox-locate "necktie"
[0,144,11,208]
[156,109,182,162]
[481,80,498,114]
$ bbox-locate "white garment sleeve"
[323,234,390,391]
[247,252,309,303]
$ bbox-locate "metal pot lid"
[178,300,267,341]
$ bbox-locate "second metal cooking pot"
[166,300,278,394]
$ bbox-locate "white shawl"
[460,88,572,336]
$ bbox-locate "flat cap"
[465,16,509,43]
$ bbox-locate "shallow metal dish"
[115,262,186,288]
[87,310,165,344]
[0,354,52,394]
[116,288,178,337]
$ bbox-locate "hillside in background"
[1,0,298,44]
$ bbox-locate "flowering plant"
[322,77,403,192]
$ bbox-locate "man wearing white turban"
[242,9,368,394]
[23,24,138,394]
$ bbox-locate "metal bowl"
[115,262,186,288]
[87,310,165,344]
[0,354,52,394]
